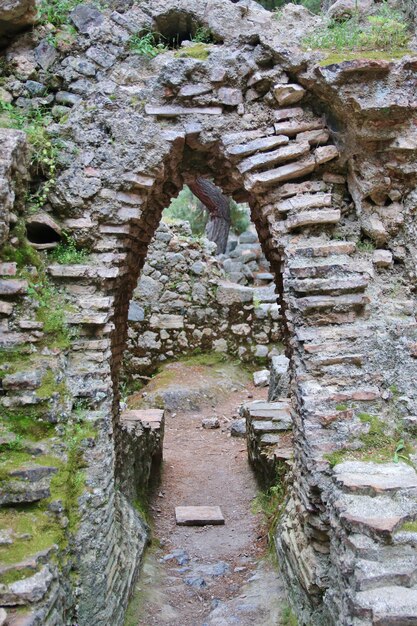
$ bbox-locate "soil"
[124,361,289,626]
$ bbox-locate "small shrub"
[304,2,410,52]
[129,32,167,57]
[0,102,59,212]
[192,26,214,44]
[37,0,86,27]
[49,234,88,265]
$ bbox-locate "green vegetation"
[2,406,56,441]
[0,346,32,378]
[251,465,287,547]
[50,420,95,534]
[1,221,42,269]
[36,369,68,400]
[336,403,348,411]
[325,412,414,466]
[281,604,298,626]
[304,3,410,53]
[191,26,215,44]
[129,32,167,57]
[0,506,61,565]
[320,49,413,66]
[0,567,38,586]
[27,273,72,349]
[49,233,89,265]
[163,186,250,237]
[0,102,59,213]
[37,0,90,27]
[356,240,375,253]
[175,43,210,61]
[399,520,417,533]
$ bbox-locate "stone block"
[253,370,270,387]
[273,84,305,106]
[149,314,184,329]
[0,279,27,295]
[217,87,242,106]
[372,249,393,268]
[216,281,254,305]
[175,506,225,526]
[226,134,289,157]
[145,105,222,117]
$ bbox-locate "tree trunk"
[188,178,231,254]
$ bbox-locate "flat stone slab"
[175,506,225,526]
[334,461,417,495]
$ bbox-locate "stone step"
[289,276,369,296]
[274,119,325,136]
[245,156,316,190]
[354,556,417,591]
[252,420,291,435]
[275,192,332,213]
[354,585,417,623]
[0,465,58,506]
[286,209,341,231]
[288,260,372,280]
[295,322,378,343]
[334,494,414,540]
[295,293,369,314]
[333,461,417,497]
[238,141,310,174]
[290,240,357,258]
[0,565,54,606]
[225,134,289,157]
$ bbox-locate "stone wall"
[0,1,417,624]
[124,220,281,379]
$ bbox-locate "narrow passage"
[124,361,289,626]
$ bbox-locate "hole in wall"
[153,11,222,48]
[26,216,62,247]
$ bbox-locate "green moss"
[36,369,68,400]
[0,347,33,377]
[0,506,61,565]
[3,406,56,441]
[175,43,210,60]
[281,604,298,626]
[336,403,348,411]
[0,567,38,585]
[49,421,96,534]
[319,49,413,66]
[0,222,43,270]
[399,520,417,533]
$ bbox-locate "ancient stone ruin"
[1,0,417,624]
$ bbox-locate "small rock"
[273,83,305,106]
[185,576,207,589]
[70,3,104,33]
[163,548,190,565]
[372,249,392,268]
[202,417,220,429]
[230,419,246,438]
[253,370,270,387]
[0,608,7,626]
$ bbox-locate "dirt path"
[125,366,289,626]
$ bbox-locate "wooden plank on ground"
[175,506,225,526]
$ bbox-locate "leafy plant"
[49,233,88,264]
[26,272,72,348]
[0,102,59,212]
[129,32,167,57]
[251,464,287,546]
[393,439,409,463]
[192,26,214,44]
[304,2,410,51]
[37,0,87,27]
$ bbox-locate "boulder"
[253,370,270,387]
[0,0,37,45]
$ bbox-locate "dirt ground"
[124,362,289,626]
